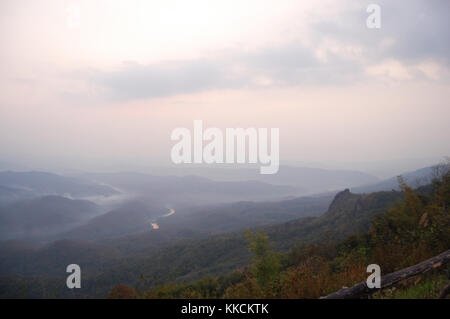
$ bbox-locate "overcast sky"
[0,0,449,173]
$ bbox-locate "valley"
[0,163,448,298]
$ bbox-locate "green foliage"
[3,164,449,299]
[143,165,450,299]
[245,231,281,295]
[374,273,448,299]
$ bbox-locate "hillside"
[61,201,165,241]
[158,194,334,235]
[135,167,450,299]
[94,189,401,290]
[0,196,100,240]
[151,166,379,194]
[0,187,403,298]
[82,172,298,204]
[0,171,119,200]
[352,166,434,193]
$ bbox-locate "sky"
[0,0,449,175]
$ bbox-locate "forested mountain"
[0,187,403,298]
[0,165,447,299]
[148,166,379,194]
[0,239,121,276]
[0,185,35,206]
[82,172,298,204]
[116,168,450,299]
[61,201,165,241]
[0,171,119,201]
[351,166,434,193]
[157,194,334,234]
[0,196,100,240]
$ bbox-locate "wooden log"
[322,249,450,299]
[438,282,450,299]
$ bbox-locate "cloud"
[366,59,413,81]
[92,60,234,100]
[87,1,450,100]
[311,0,450,64]
[90,43,367,100]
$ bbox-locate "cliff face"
[259,188,404,250]
[320,188,403,237]
[325,189,362,217]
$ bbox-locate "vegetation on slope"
[117,164,450,299]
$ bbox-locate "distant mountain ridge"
[0,187,404,297]
[146,165,380,194]
[81,172,298,204]
[0,171,120,200]
[352,166,434,193]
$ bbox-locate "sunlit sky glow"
[1,0,449,174]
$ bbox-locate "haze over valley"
[0,159,447,298]
[1,1,449,299]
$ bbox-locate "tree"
[245,231,281,293]
[108,285,136,299]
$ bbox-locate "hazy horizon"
[1,1,449,175]
[0,155,445,181]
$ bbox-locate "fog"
[0,1,449,174]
